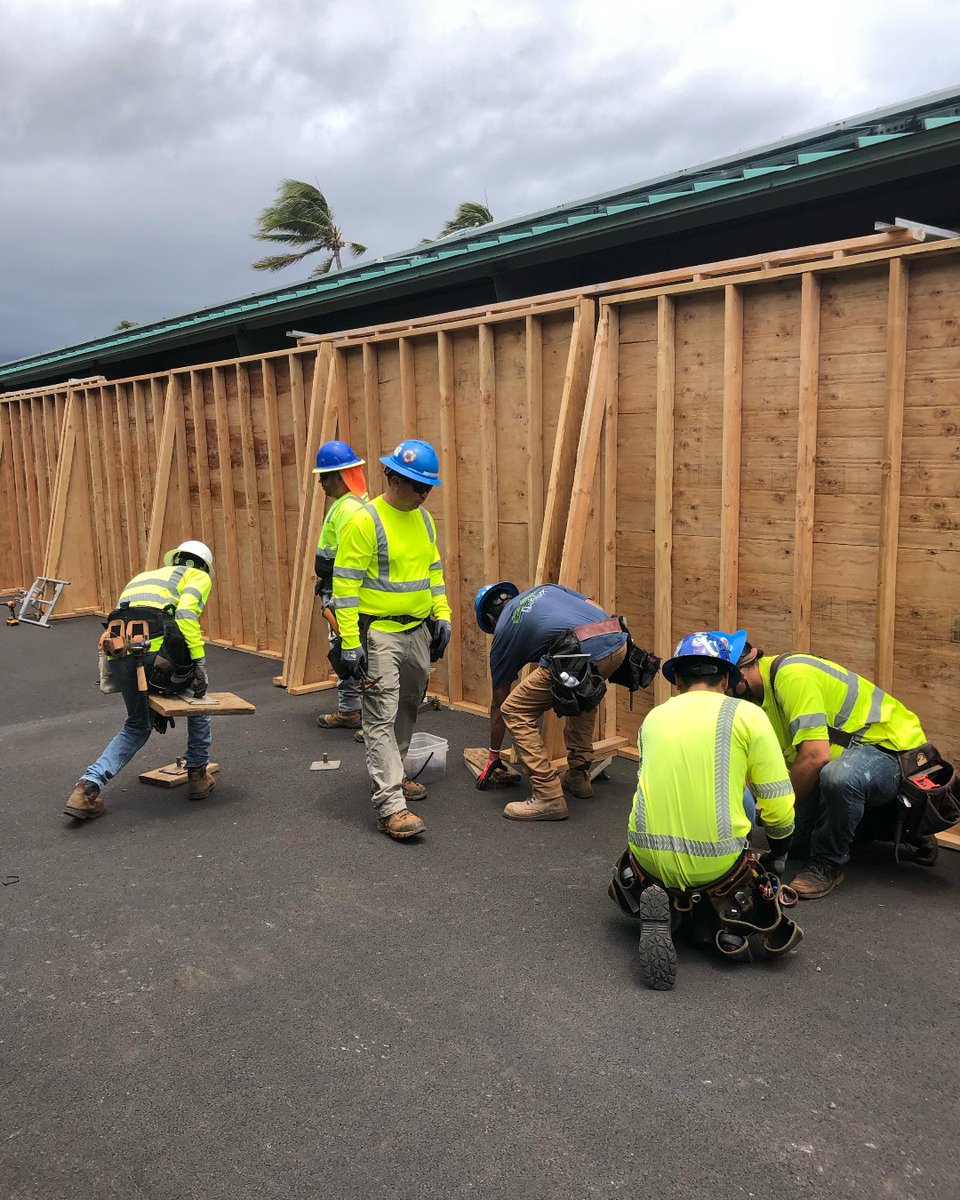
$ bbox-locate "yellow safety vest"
[316,492,368,562]
[628,692,795,890]
[117,564,211,660]
[331,496,451,649]
[759,654,926,763]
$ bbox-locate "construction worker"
[608,632,801,991]
[332,439,451,840]
[312,440,368,730]
[734,640,935,899]
[475,582,655,821]
[64,540,217,822]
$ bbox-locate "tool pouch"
[97,649,120,695]
[546,631,607,717]
[606,617,661,692]
[893,742,960,856]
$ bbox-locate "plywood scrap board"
[147,691,256,717]
[139,761,221,788]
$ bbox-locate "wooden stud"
[598,306,620,738]
[98,388,125,596]
[719,284,743,630]
[874,257,909,690]
[438,330,463,703]
[187,370,219,642]
[237,363,267,650]
[362,343,381,497]
[792,273,821,652]
[81,389,109,606]
[132,381,152,564]
[212,366,243,645]
[114,383,141,576]
[334,348,351,445]
[478,322,500,581]
[653,295,676,708]
[289,352,307,486]
[1,404,27,585]
[145,378,178,571]
[400,337,417,436]
[41,390,76,581]
[18,400,44,578]
[525,315,544,582]
[173,376,192,542]
[263,358,292,636]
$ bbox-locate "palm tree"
[251,180,367,275]
[439,201,494,238]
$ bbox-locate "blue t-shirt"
[489,584,627,689]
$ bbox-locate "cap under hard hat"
[164,539,215,578]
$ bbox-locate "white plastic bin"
[403,732,448,783]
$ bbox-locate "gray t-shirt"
[489,584,626,689]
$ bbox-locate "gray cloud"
[2,0,959,364]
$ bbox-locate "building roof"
[4,86,960,387]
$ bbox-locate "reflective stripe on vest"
[773,654,889,742]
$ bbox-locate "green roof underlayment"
[4,86,960,384]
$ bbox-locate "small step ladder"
[13,577,70,627]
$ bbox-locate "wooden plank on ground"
[936,826,960,852]
[139,761,221,788]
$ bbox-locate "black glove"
[192,659,209,699]
[338,646,366,681]
[429,619,452,662]
[150,710,176,735]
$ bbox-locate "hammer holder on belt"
[98,618,151,658]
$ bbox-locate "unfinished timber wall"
[2,230,959,761]
[558,238,960,763]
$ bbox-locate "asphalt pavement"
[2,616,958,1199]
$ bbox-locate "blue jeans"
[794,744,901,867]
[329,633,361,713]
[83,654,212,789]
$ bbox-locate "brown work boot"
[377,808,425,839]
[791,857,845,900]
[187,767,216,801]
[561,767,593,799]
[503,794,569,821]
[402,777,427,802]
[64,779,104,821]
[317,710,362,729]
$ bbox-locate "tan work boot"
[561,767,593,799]
[378,808,425,839]
[402,777,427,802]
[188,767,216,801]
[64,779,104,821]
[503,795,569,821]
[317,710,361,729]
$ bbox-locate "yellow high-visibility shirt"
[316,492,368,562]
[628,692,794,890]
[117,564,212,660]
[758,654,926,763]
[331,496,451,649]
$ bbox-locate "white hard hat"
[165,539,215,578]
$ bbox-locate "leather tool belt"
[572,617,622,640]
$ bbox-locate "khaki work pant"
[501,644,627,801]
[362,623,432,819]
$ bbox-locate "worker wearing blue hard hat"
[313,441,368,731]
[331,438,451,840]
[609,630,801,991]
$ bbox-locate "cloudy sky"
[2,0,958,365]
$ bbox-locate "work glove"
[338,646,366,681]
[150,711,176,735]
[192,659,209,699]
[475,750,520,791]
[429,619,452,662]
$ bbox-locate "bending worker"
[734,640,937,899]
[331,439,451,840]
[608,632,801,992]
[475,581,656,821]
[64,540,217,822]
[312,440,368,731]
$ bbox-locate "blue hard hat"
[313,440,365,474]
[662,630,745,686]
[475,581,519,632]
[379,438,442,487]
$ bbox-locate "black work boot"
[636,885,677,991]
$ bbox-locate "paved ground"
[2,616,958,1200]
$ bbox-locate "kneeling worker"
[734,641,943,899]
[475,581,656,821]
[332,439,451,840]
[64,540,217,822]
[608,632,801,991]
[312,440,368,730]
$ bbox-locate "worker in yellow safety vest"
[312,440,368,730]
[608,631,801,991]
[734,640,936,899]
[64,539,217,822]
[331,439,452,840]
